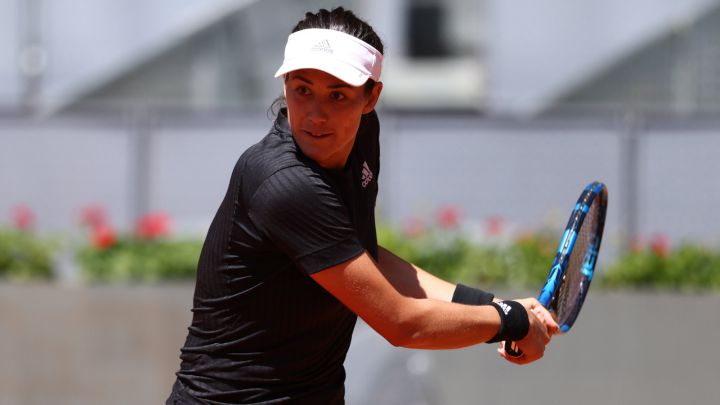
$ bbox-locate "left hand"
[497,298,559,365]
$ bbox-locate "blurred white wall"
[0,0,20,107]
[3,114,720,257]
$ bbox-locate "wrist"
[486,300,529,343]
[451,283,495,306]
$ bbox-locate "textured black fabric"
[451,283,495,306]
[168,109,380,404]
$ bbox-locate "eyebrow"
[291,74,353,89]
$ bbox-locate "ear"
[362,82,383,114]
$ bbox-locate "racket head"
[538,181,608,333]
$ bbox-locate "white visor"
[274,28,383,87]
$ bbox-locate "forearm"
[389,297,501,349]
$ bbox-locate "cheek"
[343,116,362,135]
[335,115,362,145]
[334,102,365,128]
[285,101,304,130]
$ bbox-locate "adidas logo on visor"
[311,39,333,54]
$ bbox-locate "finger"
[536,325,551,344]
[528,311,551,342]
[532,304,551,319]
[533,309,555,335]
[498,346,530,365]
[533,307,560,334]
[547,319,560,335]
[518,297,540,310]
[528,297,543,310]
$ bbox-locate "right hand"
[498,297,559,365]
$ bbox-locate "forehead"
[286,69,358,89]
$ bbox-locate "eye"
[295,85,311,96]
[330,91,346,101]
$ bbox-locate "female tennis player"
[167,7,558,405]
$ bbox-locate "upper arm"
[247,167,363,274]
[376,246,456,302]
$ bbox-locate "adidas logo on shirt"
[361,161,373,188]
[311,39,333,54]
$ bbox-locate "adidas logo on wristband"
[497,301,512,315]
[487,300,529,343]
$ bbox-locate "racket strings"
[555,200,601,326]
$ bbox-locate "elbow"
[363,298,431,348]
[385,328,412,348]
[381,311,424,348]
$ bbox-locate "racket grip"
[504,340,523,357]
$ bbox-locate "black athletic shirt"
[168,108,380,405]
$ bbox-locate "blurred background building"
[4,0,720,115]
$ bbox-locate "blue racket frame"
[504,181,607,357]
[538,181,607,333]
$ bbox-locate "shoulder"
[246,163,353,246]
[232,120,308,198]
[249,163,334,214]
[237,128,296,177]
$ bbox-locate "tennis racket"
[505,181,608,357]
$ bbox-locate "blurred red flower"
[11,204,36,231]
[649,233,671,257]
[80,204,108,229]
[484,215,505,237]
[402,216,426,238]
[436,205,460,229]
[135,212,172,240]
[91,223,116,249]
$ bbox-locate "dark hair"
[291,7,384,55]
[269,7,384,116]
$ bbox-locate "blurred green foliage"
[460,231,558,288]
[377,222,556,288]
[3,211,720,290]
[0,229,55,281]
[602,244,720,291]
[380,221,720,292]
[76,237,202,283]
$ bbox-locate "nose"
[307,100,328,124]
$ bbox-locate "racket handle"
[504,340,523,357]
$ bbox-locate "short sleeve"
[247,166,365,275]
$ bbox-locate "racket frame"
[539,181,607,332]
[505,181,607,357]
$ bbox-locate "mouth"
[302,130,332,139]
